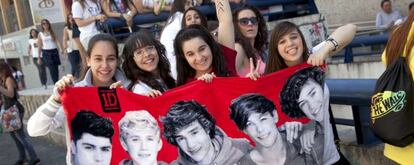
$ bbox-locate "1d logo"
[98,87,121,113]
[38,0,54,8]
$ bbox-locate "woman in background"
[0,62,40,165]
[63,14,81,78]
[28,29,47,89]
[37,19,63,84]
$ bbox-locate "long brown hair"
[233,5,268,67]
[265,21,308,74]
[40,19,57,42]
[0,62,13,82]
[385,9,414,66]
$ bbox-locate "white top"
[39,32,57,50]
[131,81,154,95]
[160,12,183,80]
[29,38,40,58]
[72,0,100,41]
[65,28,79,53]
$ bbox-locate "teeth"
[287,48,297,55]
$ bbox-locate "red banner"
[62,64,314,164]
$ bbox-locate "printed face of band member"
[182,37,213,75]
[124,130,161,165]
[298,78,324,122]
[244,111,278,148]
[185,10,202,27]
[133,45,159,74]
[72,133,112,165]
[174,121,215,164]
[277,29,304,65]
[87,41,118,87]
[237,9,258,40]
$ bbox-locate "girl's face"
[31,30,38,38]
[277,29,304,66]
[87,41,118,87]
[184,0,193,10]
[237,9,258,40]
[185,10,201,27]
[41,21,50,30]
[133,45,159,74]
[182,37,213,76]
[68,15,74,24]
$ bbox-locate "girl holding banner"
[265,22,357,164]
[118,30,176,97]
[27,34,130,165]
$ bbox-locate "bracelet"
[326,38,339,52]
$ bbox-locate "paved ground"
[0,128,66,164]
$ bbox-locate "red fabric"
[62,63,312,164]
[219,44,238,77]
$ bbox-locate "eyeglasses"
[134,45,156,57]
[41,22,49,25]
[238,17,258,26]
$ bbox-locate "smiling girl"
[28,34,130,165]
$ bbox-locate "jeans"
[10,110,39,161]
[68,50,81,78]
[33,57,47,86]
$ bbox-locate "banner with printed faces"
[62,64,333,165]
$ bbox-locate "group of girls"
[27,0,357,164]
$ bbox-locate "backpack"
[370,57,414,147]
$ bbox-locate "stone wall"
[20,94,66,147]
[315,0,412,26]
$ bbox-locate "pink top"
[237,55,266,77]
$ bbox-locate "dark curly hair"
[122,30,175,91]
[233,5,268,67]
[230,93,276,131]
[174,24,229,86]
[161,100,216,146]
[279,67,325,118]
[182,7,208,29]
[71,110,114,143]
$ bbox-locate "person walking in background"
[0,62,41,165]
[381,8,414,165]
[28,29,47,89]
[375,0,402,31]
[37,19,63,84]
[63,14,81,78]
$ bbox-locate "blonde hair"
[118,110,160,140]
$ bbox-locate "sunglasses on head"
[238,17,258,26]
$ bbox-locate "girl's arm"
[216,0,234,49]
[62,27,69,55]
[0,77,15,98]
[101,0,123,18]
[28,44,32,56]
[308,24,357,66]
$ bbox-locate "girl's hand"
[109,81,123,89]
[197,72,216,83]
[145,90,162,98]
[53,74,74,102]
[37,58,42,65]
[245,58,261,81]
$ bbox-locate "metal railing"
[326,79,381,145]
